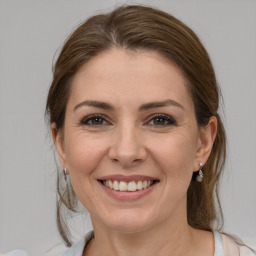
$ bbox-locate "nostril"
[108,135,147,166]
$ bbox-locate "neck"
[84,208,207,256]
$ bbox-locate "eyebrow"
[73,100,114,112]
[73,99,184,112]
[138,99,185,111]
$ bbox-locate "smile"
[102,180,154,192]
[97,175,159,200]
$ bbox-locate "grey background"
[0,0,255,255]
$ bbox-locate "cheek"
[63,133,110,211]
[65,133,108,175]
[149,132,197,180]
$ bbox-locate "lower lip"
[98,181,157,201]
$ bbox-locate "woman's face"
[54,49,214,233]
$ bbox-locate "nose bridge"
[109,119,146,166]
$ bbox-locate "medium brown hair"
[46,5,226,246]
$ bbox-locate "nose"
[108,123,147,168]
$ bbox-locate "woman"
[45,5,254,256]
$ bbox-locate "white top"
[0,251,28,256]
[2,231,254,255]
[59,230,255,256]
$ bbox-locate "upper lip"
[97,174,159,182]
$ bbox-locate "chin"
[102,210,157,233]
[108,220,151,234]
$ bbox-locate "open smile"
[98,175,160,200]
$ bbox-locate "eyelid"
[145,113,177,126]
[78,113,176,127]
[79,114,111,126]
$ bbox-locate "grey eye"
[153,117,168,125]
[81,115,109,126]
[89,117,104,125]
[147,115,176,126]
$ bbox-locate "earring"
[196,162,203,182]
[63,168,68,181]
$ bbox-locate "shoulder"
[0,250,28,256]
[221,233,256,256]
[59,238,86,256]
[59,231,94,256]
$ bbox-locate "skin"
[52,48,217,256]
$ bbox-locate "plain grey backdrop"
[0,0,256,255]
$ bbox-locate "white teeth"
[137,181,143,190]
[142,181,148,189]
[108,180,113,189]
[102,180,155,191]
[128,181,137,191]
[119,181,128,191]
[113,180,119,190]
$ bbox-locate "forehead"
[69,48,193,109]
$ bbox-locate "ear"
[193,116,217,171]
[51,123,68,171]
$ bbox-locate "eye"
[80,114,110,126]
[146,114,177,127]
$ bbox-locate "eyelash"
[80,114,110,126]
[146,114,177,127]
[79,114,177,127]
